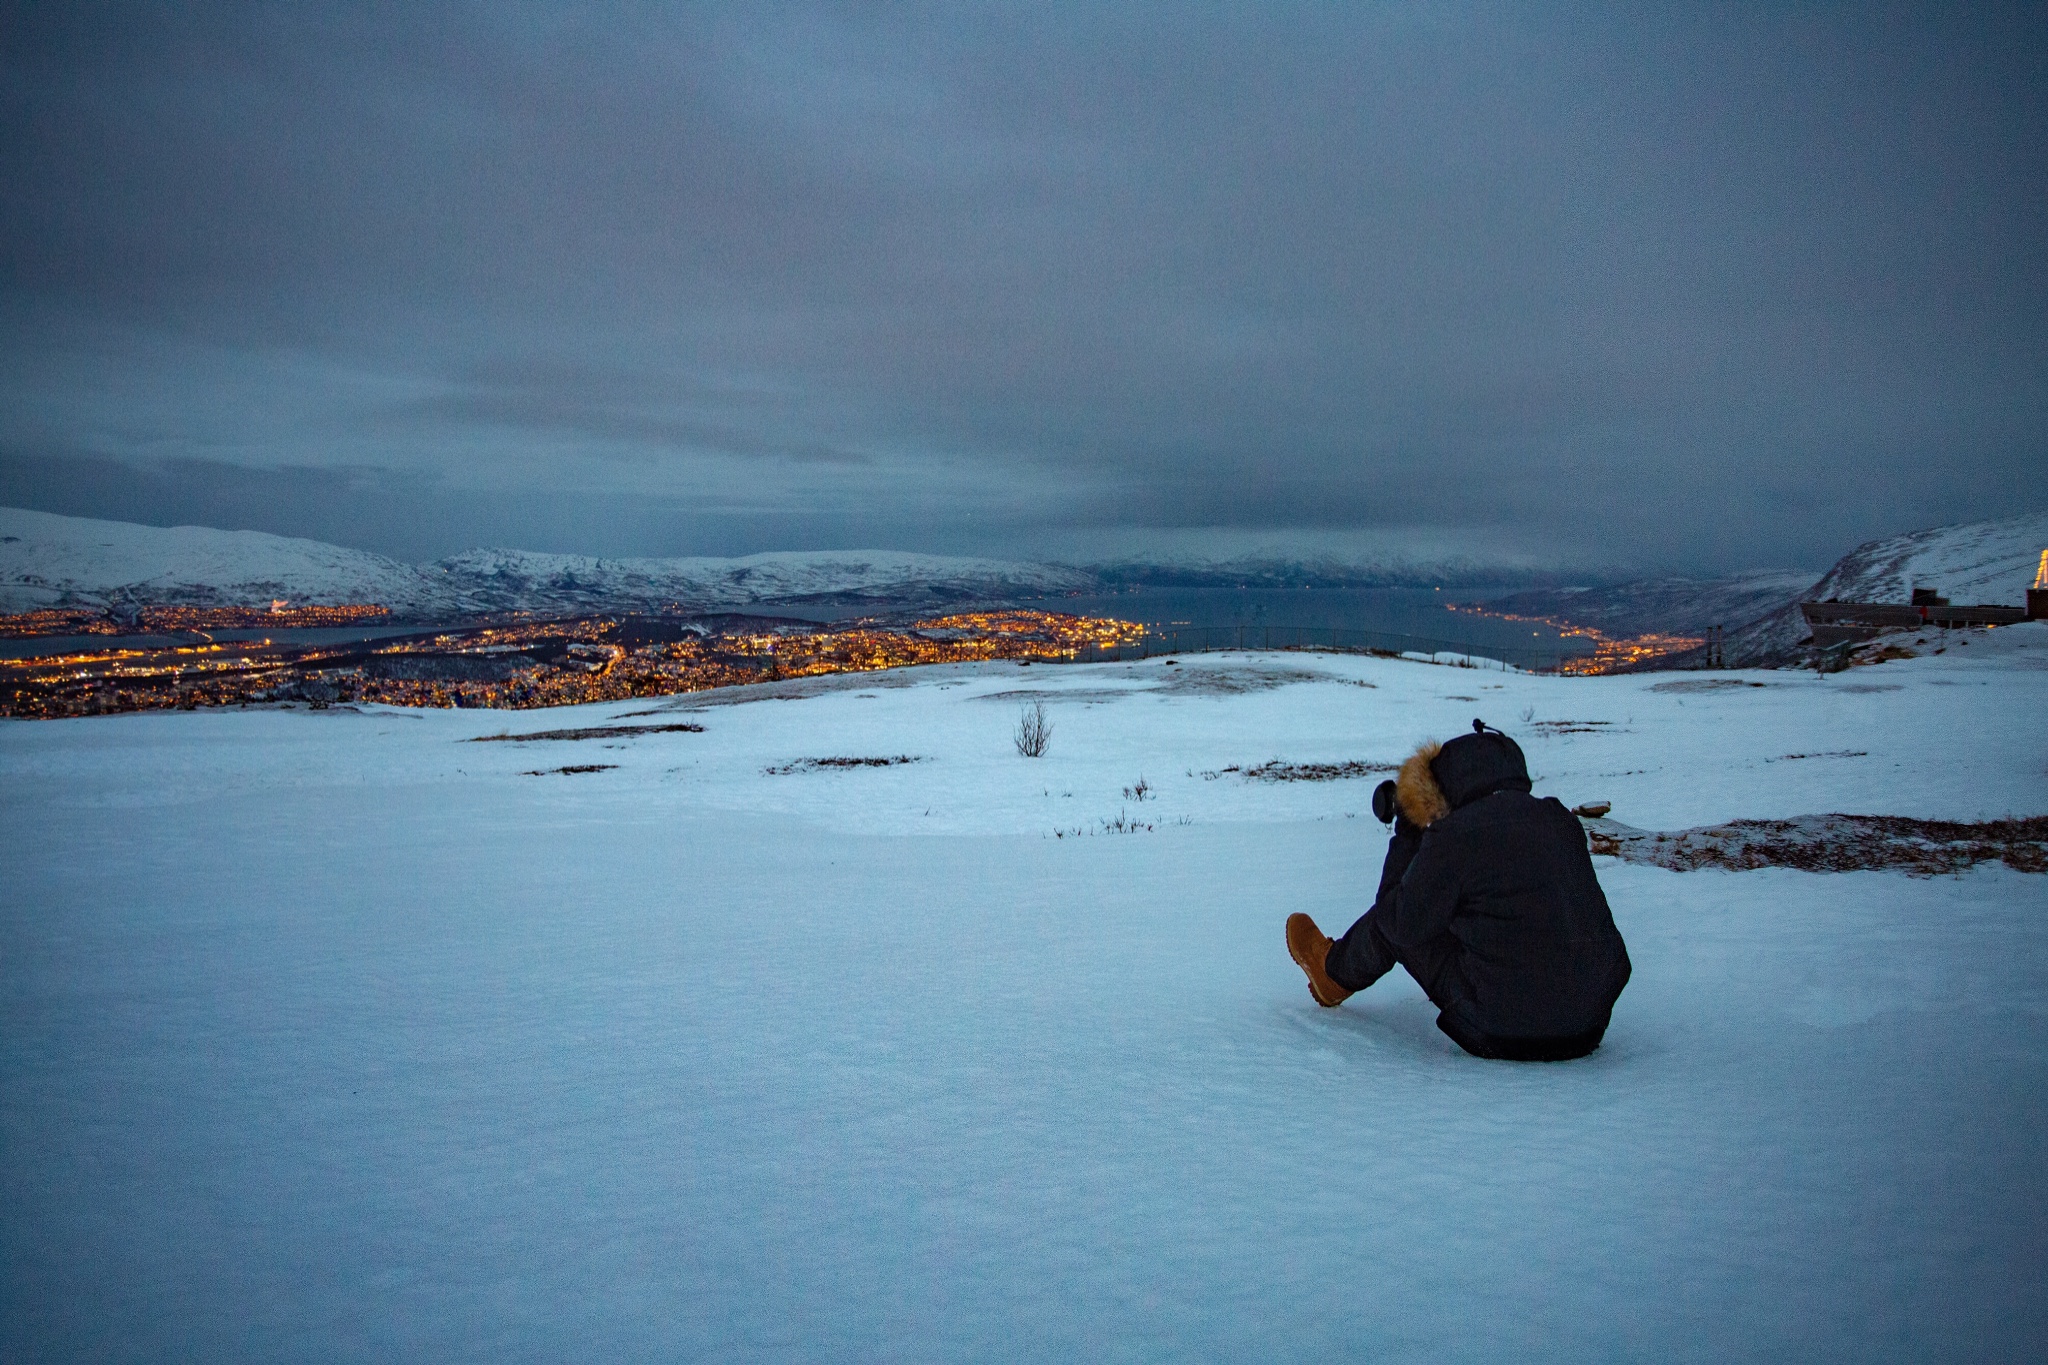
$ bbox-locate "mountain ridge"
[5,507,2042,660]
[0,507,1092,616]
[0,506,1560,616]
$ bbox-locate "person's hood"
[1396,722,1532,826]
[1395,741,1451,827]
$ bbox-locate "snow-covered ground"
[5,631,2046,1361]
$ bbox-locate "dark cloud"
[2,1,2044,571]
[0,446,918,562]
[400,359,874,466]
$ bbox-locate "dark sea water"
[0,588,1597,666]
[1015,586,1597,661]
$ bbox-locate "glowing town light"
[2034,549,2047,590]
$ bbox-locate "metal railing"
[1062,623,1587,673]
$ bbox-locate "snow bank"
[4,630,2045,1361]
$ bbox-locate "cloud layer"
[4,2,2044,570]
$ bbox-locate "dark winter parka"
[1341,723,1631,1060]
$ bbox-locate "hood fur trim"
[1397,741,1450,827]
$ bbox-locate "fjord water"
[1019,586,1599,657]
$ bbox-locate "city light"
[1442,603,1703,674]
[0,607,1147,718]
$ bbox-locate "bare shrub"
[1015,699,1053,758]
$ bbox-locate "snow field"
[4,633,2046,1361]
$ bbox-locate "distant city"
[0,608,1145,718]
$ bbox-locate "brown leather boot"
[1286,913,1354,1007]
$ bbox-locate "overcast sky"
[2,2,2043,571]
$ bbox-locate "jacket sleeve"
[1373,824,1463,952]
[1370,817,1423,916]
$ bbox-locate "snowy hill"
[0,506,438,614]
[1717,510,2048,666]
[0,507,1090,617]
[1803,509,2048,603]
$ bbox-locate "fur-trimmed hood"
[1396,723,1534,827]
[1396,741,1451,827]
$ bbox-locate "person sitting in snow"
[1287,720,1631,1061]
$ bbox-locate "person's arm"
[1370,815,1425,916]
[1374,822,1462,951]
[1326,819,1427,991]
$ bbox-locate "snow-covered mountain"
[0,507,1091,617]
[8,504,2042,650]
[420,546,1089,614]
[1801,510,2048,604]
[1713,510,2048,666]
[0,507,436,613]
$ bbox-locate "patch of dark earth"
[765,756,925,775]
[978,688,1141,705]
[666,669,942,709]
[523,764,619,776]
[1648,678,1774,693]
[1156,666,1324,696]
[1203,759,1398,782]
[1529,721,1623,734]
[1767,751,1867,761]
[472,723,705,742]
[1584,814,2048,875]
